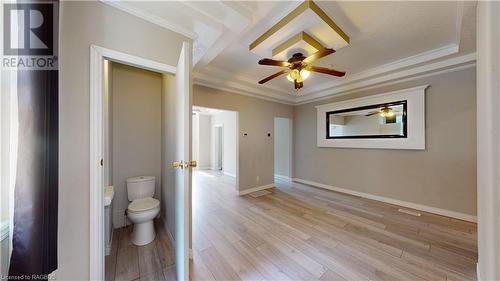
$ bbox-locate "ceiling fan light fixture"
[300,69,310,80]
[380,108,395,117]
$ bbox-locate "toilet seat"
[128,198,160,213]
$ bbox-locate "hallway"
[190,170,477,281]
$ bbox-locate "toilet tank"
[126,176,155,201]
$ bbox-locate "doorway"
[90,44,192,281]
[274,117,293,182]
[214,125,223,171]
[191,106,238,183]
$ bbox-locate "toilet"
[126,176,160,246]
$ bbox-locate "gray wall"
[193,85,294,192]
[59,1,189,278]
[294,68,477,216]
[274,117,291,178]
[104,60,113,186]
[161,74,177,238]
[112,62,162,227]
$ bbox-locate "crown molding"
[100,1,197,39]
[294,52,476,104]
[295,61,475,106]
[193,71,294,105]
[193,44,476,105]
[301,43,459,96]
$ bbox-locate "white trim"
[477,263,481,281]
[296,52,475,104]
[455,1,465,46]
[91,45,177,75]
[194,77,294,105]
[223,171,236,178]
[90,45,177,281]
[105,229,114,256]
[238,184,274,196]
[113,209,128,229]
[100,1,197,39]
[274,174,291,182]
[316,85,427,150]
[305,44,458,97]
[0,221,8,241]
[90,45,105,281]
[193,48,476,105]
[292,178,477,223]
[295,61,475,106]
[195,166,212,170]
[162,217,175,248]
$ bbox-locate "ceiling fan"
[365,107,401,117]
[257,48,345,90]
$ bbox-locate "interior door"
[173,41,192,281]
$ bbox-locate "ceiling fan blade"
[258,69,288,84]
[258,58,290,67]
[303,48,335,64]
[309,66,346,77]
[365,111,380,116]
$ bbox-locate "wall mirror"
[316,85,427,150]
[326,100,407,139]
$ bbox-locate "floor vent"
[249,190,271,198]
[398,208,422,217]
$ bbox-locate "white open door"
[173,41,192,281]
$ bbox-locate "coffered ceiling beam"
[249,0,350,51]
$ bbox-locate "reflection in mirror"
[326,100,407,139]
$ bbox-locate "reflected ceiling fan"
[257,48,345,90]
[365,107,401,117]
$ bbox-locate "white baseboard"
[238,183,274,196]
[274,174,291,182]
[292,178,477,223]
[105,229,114,256]
[113,209,130,229]
[161,217,175,249]
[196,166,212,170]
[476,263,481,281]
[224,171,237,178]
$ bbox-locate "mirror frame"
[325,100,408,139]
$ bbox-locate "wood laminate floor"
[106,220,176,281]
[191,170,477,281]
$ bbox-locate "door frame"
[89,45,177,280]
[213,124,224,171]
[273,117,293,182]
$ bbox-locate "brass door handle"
[172,160,197,169]
[172,161,184,169]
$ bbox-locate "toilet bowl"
[126,176,159,246]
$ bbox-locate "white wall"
[194,85,294,192]
[274,117,291,178]
[212,111,237,177]
[59,2,189,277]
[192,114,213,170]
[476,2,500,280]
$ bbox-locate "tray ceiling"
[102,1,477,105]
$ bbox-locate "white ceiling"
[103,1,477,105]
